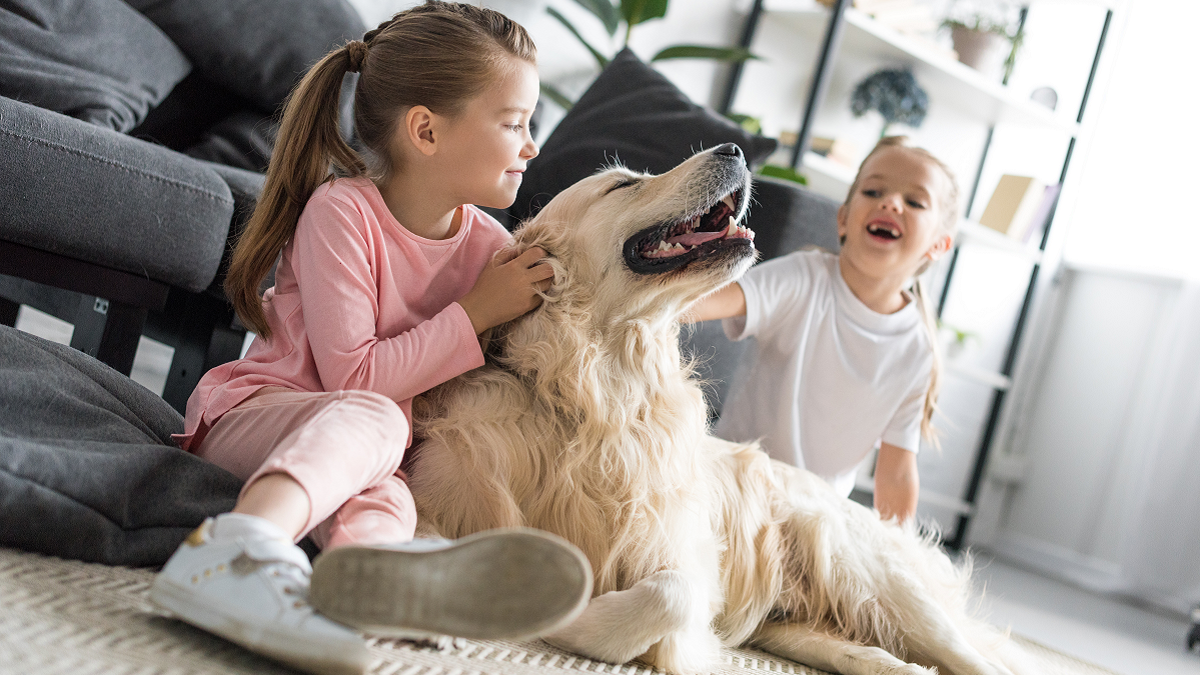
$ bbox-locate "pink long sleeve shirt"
[177,177,512,451]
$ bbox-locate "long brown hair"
[225,1,537,338]
[843,136,959,446]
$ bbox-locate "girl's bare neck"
[838,255,911,315]
[374,171,461,240]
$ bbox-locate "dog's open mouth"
[623,190,755,275]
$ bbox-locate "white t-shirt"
[715,249,933,497]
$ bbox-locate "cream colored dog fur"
[408,145,1035,675]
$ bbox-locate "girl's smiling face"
[837,146,954,284]
[433,57,540,210]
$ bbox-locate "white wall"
[968,0,1200,616]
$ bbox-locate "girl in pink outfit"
[150,5,591,674]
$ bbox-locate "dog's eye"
[606,179,640,194]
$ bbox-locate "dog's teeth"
[723,195,735,210]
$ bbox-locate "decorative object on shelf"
[543,0,759,109]
[1030,86,1058,110]
[941,1,1024,81]
[850,68,928,138]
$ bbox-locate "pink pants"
[195,388,416,550]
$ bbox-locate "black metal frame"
[719,1,1115,550]
[0,240,168,376]
[0,239,246,414]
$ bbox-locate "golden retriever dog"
[407,144,1034,675]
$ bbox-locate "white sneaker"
[150,514,370,675]
[309,528,592,640]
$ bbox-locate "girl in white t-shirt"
[689,136,958,523]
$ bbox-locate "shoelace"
[265,560,314,610]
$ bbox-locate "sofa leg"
[69,295,146,376]
[0,296,18,327]
[151,290,245,414]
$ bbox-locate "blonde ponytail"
[910,275,942,448]
[225,45,367,338]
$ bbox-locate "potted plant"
[942,2,1024,82]
[543,0,758,108]
[851,68,929,139]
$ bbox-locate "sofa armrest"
[0,96,234,293]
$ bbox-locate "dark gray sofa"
[0,25,841,567]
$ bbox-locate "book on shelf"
[979,174,1048,239]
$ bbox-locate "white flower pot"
[950,25,1010,81]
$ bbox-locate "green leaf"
[570,0,621,36]
[650,45,761,62]
[547,6,610,69]
[620,0,668,28]
[540,82,575,111]
[758,164,808,185]
[724,113,762,135]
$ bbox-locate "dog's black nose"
[713,143,744,160]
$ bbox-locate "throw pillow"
[0,0,191,132]
[124,0,366,113]
[512,47,778,224]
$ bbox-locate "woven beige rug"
[0,547,1118,675]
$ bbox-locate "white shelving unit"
[762,5,1080,133]
[751,5,1081,201]
[957,220,1044,263]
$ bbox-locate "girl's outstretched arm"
[684,281,747,323]
[874,442,918,524]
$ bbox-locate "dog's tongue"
[666,230,725,247]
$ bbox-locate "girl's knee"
[338,390,409,440]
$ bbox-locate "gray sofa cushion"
[747,175,842,259]
[0,96,234,293]
[124,0,366,113]
[513,48,778,224]
[0,0,191,133]
[0,324,241,566]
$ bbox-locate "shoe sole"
[150,576,368,675]
[309,528,593,640]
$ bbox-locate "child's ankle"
[211,512,292,542]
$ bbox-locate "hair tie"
[346,40,369,73]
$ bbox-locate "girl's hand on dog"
[459,247,555,334]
